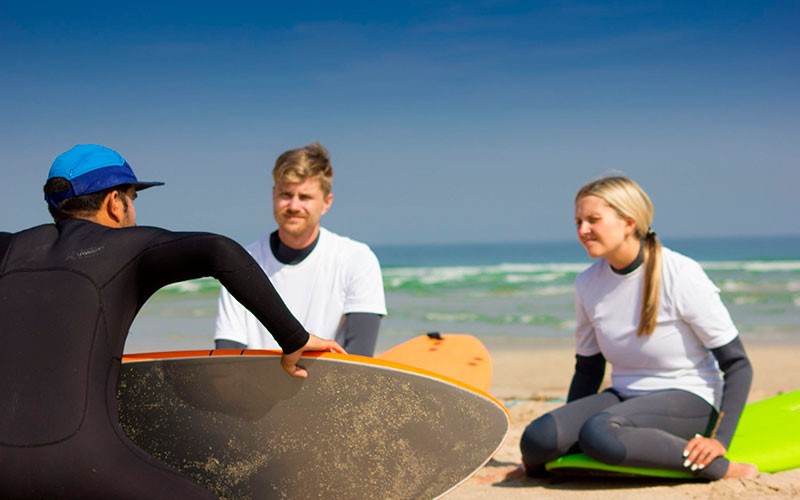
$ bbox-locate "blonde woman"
[519,176,756,480]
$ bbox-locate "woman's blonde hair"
[576,176,661,336]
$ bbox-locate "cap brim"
[132,181,165,191]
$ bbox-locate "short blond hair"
[576,175,662,336]
[272,142,333,195]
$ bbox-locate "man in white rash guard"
[215,142,386,356]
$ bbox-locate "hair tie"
[647,227,656,238]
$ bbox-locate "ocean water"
[126,236,800,353]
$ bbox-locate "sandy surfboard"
[377,332,493,392]
[545,389,800,478]
[118,350,509,499]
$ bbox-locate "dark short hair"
[44,178,132,221]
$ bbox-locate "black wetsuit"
[0,219,308,499]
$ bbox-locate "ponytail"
[638,228,662,336]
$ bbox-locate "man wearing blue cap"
[0,144,343,498]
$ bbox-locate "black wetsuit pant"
[520,389,729,480]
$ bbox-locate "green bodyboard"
[546,389,800,478]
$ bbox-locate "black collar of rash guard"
[611,241,644,275]
[269,230,320,265]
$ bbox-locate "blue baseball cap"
[45,144,164,208]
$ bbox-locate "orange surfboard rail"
[122,341,502,410]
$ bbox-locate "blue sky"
[2,1,798,245]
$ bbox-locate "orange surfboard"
[377,332,492,392]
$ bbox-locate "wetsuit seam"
[614,410,711,422]
[0,298,102,448]
[2,266,100,284]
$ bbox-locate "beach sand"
[447,341,800,499]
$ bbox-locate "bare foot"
[504,465,527,481]
[723,461,758,479]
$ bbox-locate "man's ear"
[322,192,333,215]
[98,190,126,227]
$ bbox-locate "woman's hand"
[281,334,346,378]
[683,434,727,471]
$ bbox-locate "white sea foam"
[517,314,534,324]
[386,277,409,288]
[385,262,588,276]
[562,319,578,330]
[496,262,590,274]
[162,280,203,293]
[382,263,587,290]
[532,285,575,297]
[424,312,479,322]
[504,273,568,284]
[504,274,536,284]
[418,267,480,285]
[719,280,754,293]
[702,260,800,272]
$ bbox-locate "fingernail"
[683,450,689,457]
[683,459,691,468]
[694,433,703,438]
[698,464,705,470]
[691,464,698,471]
